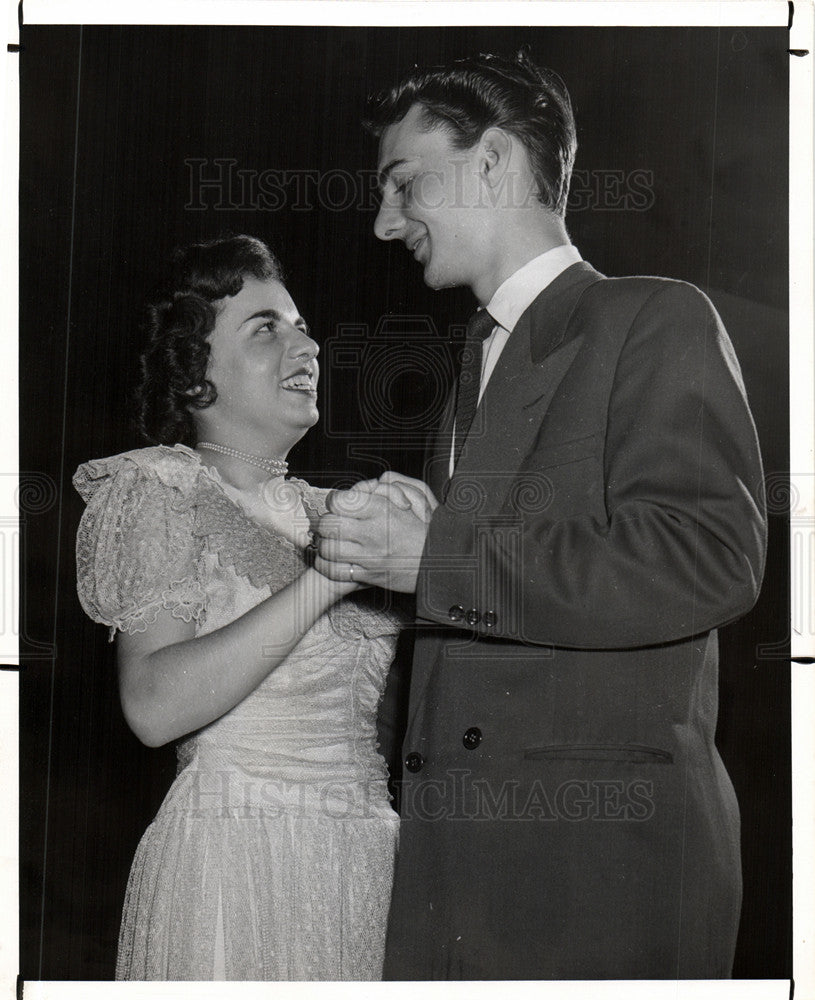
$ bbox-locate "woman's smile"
[279,365,318,396]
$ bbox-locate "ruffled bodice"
[74,443,400,641]
[74,444,403,980]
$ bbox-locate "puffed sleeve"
[74,451,206,639]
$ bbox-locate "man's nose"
[373,200,406,242]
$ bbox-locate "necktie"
[452,307,495,469]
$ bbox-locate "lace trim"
[295,479,329,523]
[188,458,327,586]
[104,577,207,641]
[191,481,308,591]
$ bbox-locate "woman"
[74,235,402,980]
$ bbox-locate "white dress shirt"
[449,243,583,477]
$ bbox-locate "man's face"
[374,103,490,293]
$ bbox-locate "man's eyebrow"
[377,157,410,190]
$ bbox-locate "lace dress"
[73,444,402,981]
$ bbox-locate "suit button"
[462,727,482,750]
[483,610,497,628]
[405,752,425,773]
[466,608,480,626]
[448,605,464,622]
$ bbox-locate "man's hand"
[314,474,438,593]
[366,471,439,523]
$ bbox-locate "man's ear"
[480,127,512,189]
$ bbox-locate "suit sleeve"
[415,282,767,649]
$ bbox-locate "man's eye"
[257,321,276,334]
[395,178,413,196]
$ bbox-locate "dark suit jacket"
[383,262,767,980]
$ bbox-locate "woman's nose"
[291,330,319,359]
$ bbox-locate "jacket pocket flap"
[522,743,674,764]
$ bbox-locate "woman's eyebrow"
[241,308,310,335]
[240,308,282,326]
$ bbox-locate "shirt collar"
[486,244,583,333]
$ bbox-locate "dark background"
[19,25,790,980]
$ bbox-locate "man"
[314,51,766,979]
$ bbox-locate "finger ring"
[349,564,355,582]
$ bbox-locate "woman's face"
[198,276,319,451]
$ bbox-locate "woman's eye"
[257,321,276,335]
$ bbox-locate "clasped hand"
[313,472,438,593]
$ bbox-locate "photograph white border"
[3,3,811,999]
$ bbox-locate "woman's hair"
[135,235,282,446]
[364,49,576,217]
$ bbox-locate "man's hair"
[364,49,577,216]
[135,234,282,446]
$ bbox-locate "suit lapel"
[408,264,605,730]
[426,388,455,500]
[444,262,603,518]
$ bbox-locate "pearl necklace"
[197,442,288,477]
